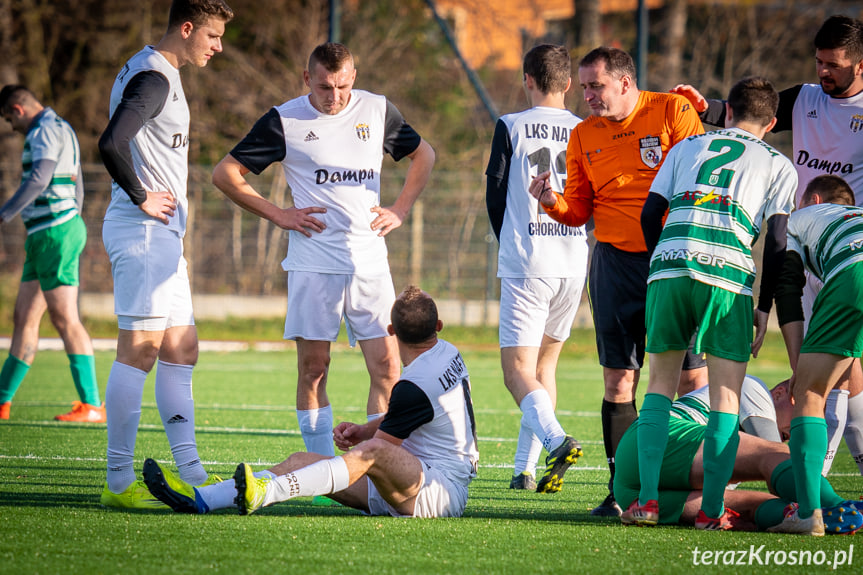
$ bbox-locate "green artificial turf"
[1,330,860,574]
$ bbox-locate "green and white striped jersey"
[786,202,863,283]
[648,127,797,295]
[20,107,81,233]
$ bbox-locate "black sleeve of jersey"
[229,108,287,175]
[774,250,807,325]
[484,119,512,241]
[377,380,434,440]
[98,71,170,205]
[773,85,803,133]
[699,98,727,127]
[383,100,422,161]
[641,192,669,258]
[757,214,788,313]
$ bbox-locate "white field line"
[6,400,601,418]
[0,453,610,472]
[0,419,604,445]
[3,453,861,478]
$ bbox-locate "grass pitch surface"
[1,329,860,573]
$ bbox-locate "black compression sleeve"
[641,192,669,257]
[774,250,807,325]
[757,214,788,313]
[772,85,802,133]
[98,71,170,205]
[485,119,512,241]
[699,98,727,127]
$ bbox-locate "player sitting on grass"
[143,286,479,518]
[614,376,862,534]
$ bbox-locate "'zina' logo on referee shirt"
[355,123,370,141]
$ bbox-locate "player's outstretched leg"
[536,435,583,493]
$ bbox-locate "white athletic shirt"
[229,90,421,275]
[485,107,587,278]
[790,84,863,204]
[19,108,81,234]
[786,202,863,283]
[105,47,190,236]
[379,339,479,487]
[671,375,777,428]
[648,127,796,295]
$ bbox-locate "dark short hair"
[579,47,636,84]
[168,0,234,30]
[814,15,863,63]
[802,175,855,206]
[727,76,778,127]
[390,285,438,344]
[308,43,354,73]
[523,44,571,95]
[0,84,35,114]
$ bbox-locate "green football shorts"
[613,416,707,524]
[802,262,863,357]
[22,214,86,291]
[646,275,752,362]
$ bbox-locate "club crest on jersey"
[851,114,863,133]
[639,136,662,168]
[355,123,370,141]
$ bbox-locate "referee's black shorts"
[588,241,706,371]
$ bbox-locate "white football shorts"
[284,270,395,346]
[499,276,585,348]
[102,221,194,331]
[366,462,469,518]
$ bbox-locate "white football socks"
[197,470,277,511]
[155,360,208,486]
[513,414,542,477]
[519,389,566,451]
[845,391,863,474]
[266,457,351,506]
[823,388,849,476]
[105,361,148,493]
[297,405,335,456]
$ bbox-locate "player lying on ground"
[142,286,479,518]
[614,379,862,534]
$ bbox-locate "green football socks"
[769,458,843,509]
[701,411,740,518]
[789,416,829,518]
[0,355,30,403]
[637,393,672,504]
[68,354,100,406]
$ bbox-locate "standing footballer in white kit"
[97,0,234,509]
[212,42,435,461]
[485,44,588,496]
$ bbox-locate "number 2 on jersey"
[695,139,745,188]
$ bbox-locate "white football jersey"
[671,375,776,428]
[649,127,796,295]
[274,90,399,275]
[104,47,190,235]
[786,202,863,284]
[384,339,479,486]
[489,107,587,278]
[20,107,81,234]
[791,84,863,205]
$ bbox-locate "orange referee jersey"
[543,90,703,252]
